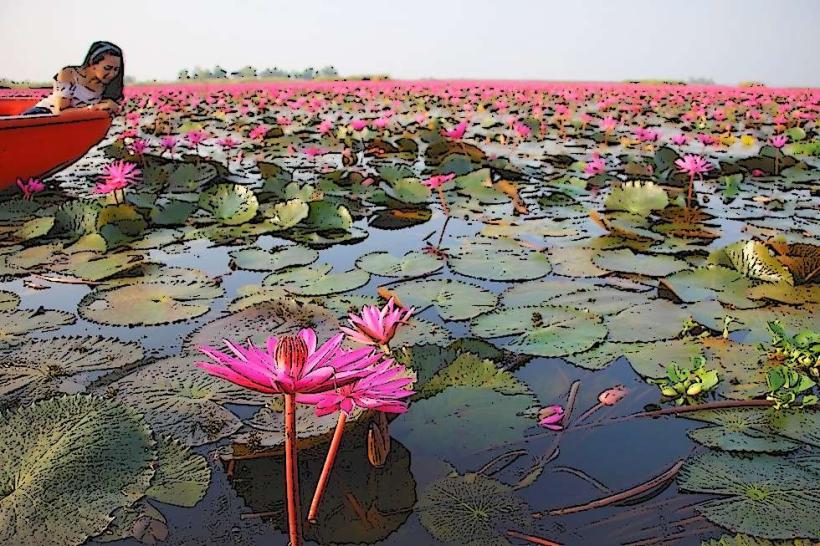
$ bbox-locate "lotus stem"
[283,393,303,546]
[307,411,347,524]
[436,214,451,248]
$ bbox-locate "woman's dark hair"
[80,41,125,101]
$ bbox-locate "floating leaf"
[419,353,530,399]
[258,198,310,229]
[198,183,259,225]
[418,472,533,546]
[145,436,210,507]
[710,240,794,285]
[470,305,607,357]
[660,266,759,309]
[0,335,143,404]
[702,534,816,546]
[678,452,820,539]
[356,250,444,278]
[389,278,498,321]
[447,236,552,281]
[0,291,19,312]
[0,395,155,546]
[684,408,801,453]
[262,263,370,296]
[0,307,76,347]
[229,244,319,272]
[593,247,689,277]
[108,356,253,446]
[604,181,669,216]
[605,299,723,343]
[78,266,223,326]
[300,200,353,231]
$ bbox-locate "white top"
[35,67,104,113]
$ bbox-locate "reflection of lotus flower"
[340,298,415,348]
[537,405,564,431]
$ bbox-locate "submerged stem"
[307,411,347,524]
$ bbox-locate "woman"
[23,41,124,116]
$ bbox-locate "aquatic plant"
[652,356,720,405]
[340,297,415,351]
[674,153,713,209]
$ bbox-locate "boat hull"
[0,98,112,190]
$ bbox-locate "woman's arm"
[50,67,75,113]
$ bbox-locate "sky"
[1,0,819,87]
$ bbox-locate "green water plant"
[652,356,720,405]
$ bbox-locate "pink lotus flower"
[159,135,178,152]
[538,405,564,431]
[249,125,269,140]
[340,298,415,348]
[304,147,326,157]
[350,118,368,131]
[420,173,456,190]
[317,119,333,134]
[751,168,765,177]
[675,154,713,178]
[599,116,618,132]
[514,122,532,138]
[414,112,428,124]
[276,116,292,126]
[671,134,689,146]
[95,160,141,196]
[584,152,606,175]
[296,358,415,416]
[373,117,390,130]
[130,138,148,156]
[125,112,141,126]
[16,177,45,200]
[770,134,788,149]
[217,136,240,150]
[195,329,382,395]
[441,121,468,140]
[185,129,209,146]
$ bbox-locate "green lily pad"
[418,472,534,546]
[419,353,530,399]
[604,181,669,216]
[660,266,760,309]
[108,356,257,447]
[470,305,607,357]
[229,244,319,272]
[702,534,815,546]
[78,266,223,326]
[198,183,259,225]
[300,200,354,231]
[678,452,820,539]
[389,278,498,321]
[593,247,689,277]
[145,436,210,507]
[0,308,76,347]
[54,251,145,282]
[684,408,802,453]
[96,204,147,248]
[391,386,537,461]
[710,240,794,285]
[258,198,310,229]
[184,297,340,354]
[0,335,143,405]
[0,292,19,312]
[13,216,54,241]
[388,317,453,348]
[447,236,552,281]
[356,250,444,278]
[0,395,155,546]
[605,299,723,343]
[261,263,370,296]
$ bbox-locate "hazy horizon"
[1,0,819,87]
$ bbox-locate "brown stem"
[562,380,581,427]
[31,274,105,286]
[436,214,451,248]
[307,411,347,523]
[634,398,774,419]
[505,529,562,546]
[284,393,303,546]
[543,460,685,517]
[476,449,528,476]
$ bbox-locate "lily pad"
[604,181,669,216]
[593,247,689,277]
[418,352,530,399]
[684,408,802,453]
[229,244,319,272]
[0,307,76,347]
[0,291,19,312]
[145,436,210,507]
[78,266,223,326]
[388,278,498,321]
[678,452,820,539]
[418,472,534,546]
[0,335,144,405]
[198,183,259,225]
[710,240,794,285]
[447,236,552,281]
[605,299,723,343]
[470,305,607,357]
[0,395,155,546]
[261,263,370,296]
[356,250,444,278]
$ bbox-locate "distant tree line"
[176,65,340,81]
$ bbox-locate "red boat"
[0,97,112,190]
